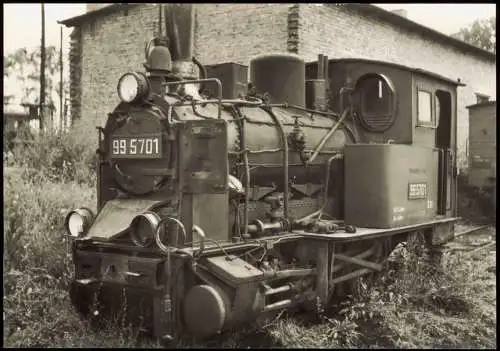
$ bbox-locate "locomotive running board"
[292,217,458,243]
[78,218,457,257]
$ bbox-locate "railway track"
[449,224,496,255]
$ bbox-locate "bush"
[3,174,95,274]
[3,124,99,347]
[9,120,98,186]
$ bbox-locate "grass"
[263,234,496,349]
[3,128,497,348]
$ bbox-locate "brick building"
[60,3,496,168]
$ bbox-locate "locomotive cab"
[317,58,464,228]
[65,11,463,339]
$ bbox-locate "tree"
[457,16,496,53]
[4,46,68,106]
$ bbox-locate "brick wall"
[297,4,496,168]
[79,4,158,126]
[195,4,290,65]
[75,4,291,128]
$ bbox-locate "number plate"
[110,134,162,159]
[408,182,427,200]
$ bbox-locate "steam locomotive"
[65,8,463,340]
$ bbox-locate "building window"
[417,89,433,126]
[355,73,397,132]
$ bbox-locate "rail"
[454,225,490,238]
[450,224,495,255]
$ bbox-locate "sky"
[375,3,496,35]
[2,3,496,56]
[3,3,87,123]
[2,3,497,118]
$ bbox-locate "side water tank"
[249,54,305,107]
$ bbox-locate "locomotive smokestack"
[317,54,324,80]
[164,4,199,80]
[323,55,328,82]
[305,54,328,111]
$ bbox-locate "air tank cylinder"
[249,53,306,107]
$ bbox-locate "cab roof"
[310,58,466,87]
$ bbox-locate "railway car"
[64,6,463,341]
[466,100,496,218]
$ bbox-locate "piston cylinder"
[249,54,306,107]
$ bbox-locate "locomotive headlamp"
[130,211,163,248]
[64,208,94,238]
[117,72,150,103]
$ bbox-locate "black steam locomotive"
[64,6,463,340]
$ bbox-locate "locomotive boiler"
[64,4,463,341]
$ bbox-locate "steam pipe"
[246,219,284,235]
[229,106,250,240]
[306,108,349,166]
[191,56,207,94]
[164,78,222,118]
[267,103,340,118]
[192,225,206,255]
[339,87,353,115]
[169,98,263,108]
[296,153,343,223]
[261,106,289,220]
[264,268,316,279]
[242,112,251,239]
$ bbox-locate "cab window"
[417,89,434,126]
[356,73,396,132]
[360,76,393,116]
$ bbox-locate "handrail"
[163,78,222,119]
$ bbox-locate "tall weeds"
[3,123,99,347]
[266,235,496,348]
